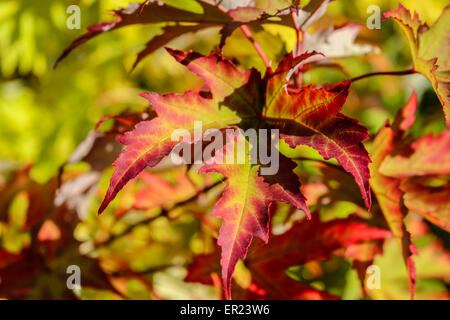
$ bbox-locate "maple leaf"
[384,4,450,125]
[380,130,450,178]
[97,49,263,214]
[56,0,336,69]
[98,49,372,299]
[371,128,418,296]
[400,176,450,233]
[55,1,231,68]
[56,111,154,216]
[263,55,372,210]
[198,132,310,299]
[369,93,420,299]
[375,91,449,232]
[379,129,450,232]
[97,53,371,204]
[55,0,284,69]
[391,90,418,134]
[186,214,391,299]
[98,49,320,213]
[131,24,209,70]
[370,90,450,297]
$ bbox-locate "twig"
[240,25,273,74]
[297,29,306,86]
[91,179,224,251]
[292,11,301,55]
[350,69,416,82]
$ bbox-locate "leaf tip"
[139,92,152,100]
[98,197,109,215]
[165,47,187,61]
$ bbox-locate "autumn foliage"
[0,0,449,300]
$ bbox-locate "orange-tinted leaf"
[392,91,418,133]
[380,130,450,178]
[400,176,450,232]
[369,124,417,299]
[384,4,450,125]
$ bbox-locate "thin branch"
[240,25,272,74]
[291,8,301,55]
[350,69,416,82]
[297,29,306,86]
[91,179,225,251]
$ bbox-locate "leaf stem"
[291,7,305,87]
[350,69,416,82]
[240,25,273,74]
[292,9,301,55]
[297,29,306,86]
